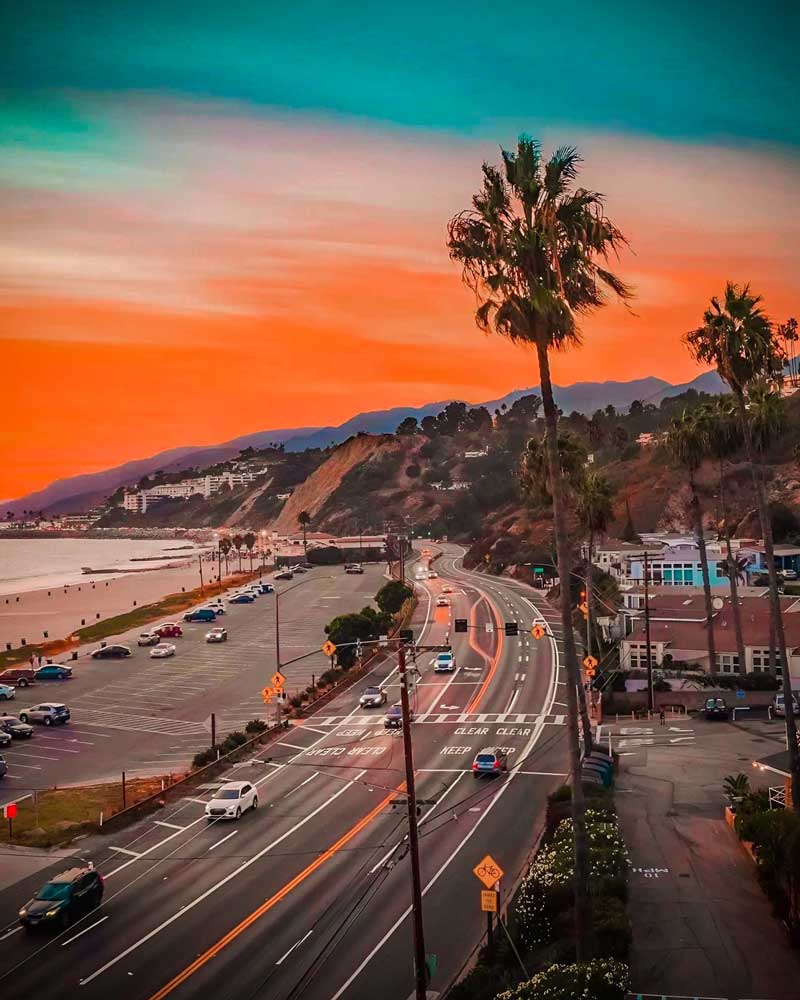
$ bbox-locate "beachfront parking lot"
[0,565,387,805]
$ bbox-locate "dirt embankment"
[270,435,396,532]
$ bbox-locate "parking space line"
[6,751,58,761]
[3,761,41,769]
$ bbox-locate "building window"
[751,648,772,673]
[627,642,657,668]
[716,653,740,674]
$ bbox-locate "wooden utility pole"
[643,550,654,714]
[198,555,205,595]
[398,641,427,1000]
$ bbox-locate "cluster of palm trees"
[217,531,258,575]
[447,137,798,961]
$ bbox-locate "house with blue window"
[627,541,732,588]
[740,544,800,582]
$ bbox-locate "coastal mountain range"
[8,371,725,516]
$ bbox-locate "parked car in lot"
[229,593,255,604]
[254,582,274,594]
[472,747,509,777]
[0,667,37,688]
[0,729,11,749]
[344,563,363,574]
[773,692,800,717]
[242,586,262,598]
[434,651,456,673]
[0,715,34,739]
[90,644,131,660]
[184,608,217,623]
[202,605,225,616]
[0,684,15,701]
[19,866,104,931]
[291,565,308,574]
[704,697,729,720]
[205,781,258,820]
[384,703,413,729]
[34,665,72,681]
[273,570,293,580]
[150,642,176,659]
[0,754,7,777]
[205,627,228,643]
[19,703,70,726]
[155,623,183,638]
[137,631,160,646]
[436,595,450,607]
[359,685,387,708]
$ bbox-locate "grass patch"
[2,776,183,848]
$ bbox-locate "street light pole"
[643,550,654,715]
[398,641,427,1000]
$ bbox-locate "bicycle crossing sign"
[473,854,504,888]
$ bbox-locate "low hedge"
[496,958,629,1000]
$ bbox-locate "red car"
[154,623,183,639]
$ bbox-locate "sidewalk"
[615,722,800,1000]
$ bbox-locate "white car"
[137,631,161,646]
[436,595,450,607]
[205,627,228,643]
[0,685,15,701]
[442,585,453,594]
[434,651,456,673]
[428,571,438,579]
[205,781,258,821]
[773,692,800,717]
[150,642,176,659]
[203,604,225,615]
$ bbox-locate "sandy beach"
[0,560,222,649]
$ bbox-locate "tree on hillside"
[231,533,244,572]
[396,416,419,435]
[685,282,799,809]
[448,135,632,958]
[665,409,717,673]
[243,531,257,572]
[620,498,640,542]
[298,510,312,556]
[520,431,588,506]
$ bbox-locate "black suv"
[19,866,104,930]
[704,697,729,720]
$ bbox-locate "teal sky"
[2,0,798,147]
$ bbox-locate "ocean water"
[0,538,205,595]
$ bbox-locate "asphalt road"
[0,545,570,1000]
[0,565,388,802]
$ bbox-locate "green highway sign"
[533,567,545,574]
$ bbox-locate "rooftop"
[627,600,800,652]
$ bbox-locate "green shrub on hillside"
[496,958,629,1000]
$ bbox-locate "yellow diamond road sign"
[321,640,337,657]
[261,686,274,703]
[271,672,285,689]
[473,854,504,889]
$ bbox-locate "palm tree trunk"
[535,337,594,959]
[690,476,717,672]
[734,390,800,809]
[718,457,747,669]
[578,530,594,750]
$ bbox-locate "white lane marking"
[0,926,22,941]
[554,700,567,707]
[208,829,238,852]
[276,741,309,751]
[79,777,361,985]
[154,821,185,831]
[2,761,41,769]
[282,772,319,797]
[276,928,314,966]
[5,751,58,761]
[109,847,142,858]
[61,915,109,946]
[505,689,520,713]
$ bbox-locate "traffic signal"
[399,628,414,642]
[504,622,519,636]
[454,618,468,633]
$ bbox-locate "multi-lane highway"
[0,565,387,800]
[0,544,570,1000]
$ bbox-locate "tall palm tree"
[243,531,257,572]
[575,472,615,661]
[702,398,747,670]
[231,533,244,573]
[448,136,632,958]
[218,537,232,577]
[685,283,799,809]
[298,511,312,557]
[665,410,717,673]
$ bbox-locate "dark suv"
[19,866,104,930]
[0,667,36,688]
[704,697,729,720]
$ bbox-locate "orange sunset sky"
[3,4,799,501]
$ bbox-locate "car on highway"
[0,666,37,688]
[435,595,450,607]
[472,747,509,777]
[19,865,104,931]
[0,715,34,739]
[229,592,256,604]
[384,703,413,729]
[19,703,70,726]
[0,684,15,701]
[205,781,258,821]
[344,563,364,574]
[359,685,387,708]
[703,697,729,720]
[184,608,217,623]
[137,631,161,646]
[34,664,72,681]
[773,692,800,717]
[428,570,438,579]
[90,644,132,660]
[434,651,456,673]
[155,623,183,638]
[273,570,293,580]
[442,584,453,594]
[0,729,10,749]
[150,642,176,659]
[206,627,228,643]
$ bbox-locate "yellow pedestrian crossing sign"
[582,655,598,670]
[321,640,337,657]
[261,685,274,704]
[271,672,285,689]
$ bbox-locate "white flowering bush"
[495,957,629,1000]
